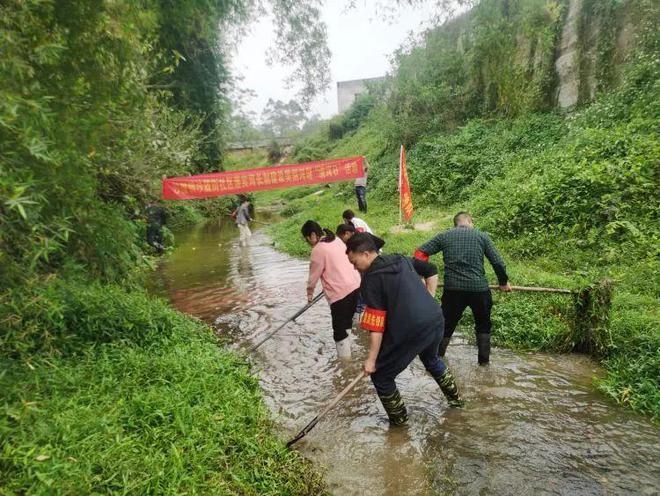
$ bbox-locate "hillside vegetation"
[0,1,327,492]
[258,0,659,418]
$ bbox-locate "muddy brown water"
[153,221,660,495]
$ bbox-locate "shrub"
[267,140,284,163]
[0,279,327,493]
[0,278,194,358]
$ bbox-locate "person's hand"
[499,283,513,292]
[363,358,377,376]
[307,294,313,304]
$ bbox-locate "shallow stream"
[153,221,659,495]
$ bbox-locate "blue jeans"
[370,331,447,395]
[355,186,367,213]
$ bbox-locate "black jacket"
[361,254,444,373]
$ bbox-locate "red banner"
[399,145,414,222]
[162,156,365,200]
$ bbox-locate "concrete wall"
[226,137,295,152]
[553,0,636,109]
[400,0,641,112]
[337,77,385,113]
[555,0,584,108]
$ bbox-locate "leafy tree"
[228,112,265,143]
[0,0,172,284]
[151,0,332,167]
[266,0,331,108]
[150,1,250,169]
[260,98,306,137]
[0,0,334,285]
[301,113,323,135]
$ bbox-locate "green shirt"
[418,226,508,292]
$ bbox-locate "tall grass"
[0,279,326,494]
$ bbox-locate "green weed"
[0,280,327,494]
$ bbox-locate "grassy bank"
[0,279,326,494]
[260,182,658,420]
[231,74,658,420]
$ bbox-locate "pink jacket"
[307,237,361,304]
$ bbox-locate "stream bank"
[157,220,660,495]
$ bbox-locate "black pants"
[441,290,492,339]
[371,328,447,395]
[330,288,359,342]
[355,186,367,213]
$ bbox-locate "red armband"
[360,307,386,332]
[414,248,429,262]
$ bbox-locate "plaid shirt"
[417,226,508,292]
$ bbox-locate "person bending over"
[302,220,361,359]
[346,233,464,425]
[342,209,372,234]
[336,223,356,244]
[414,211,512,364]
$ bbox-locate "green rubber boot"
[435,370,465,408]
[378,389,408,425]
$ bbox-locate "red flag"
[399,145,414,222]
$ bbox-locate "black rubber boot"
[438,337,451,357]
[435,370,464,408]
[377,389,408,425]
[476,333,491,365]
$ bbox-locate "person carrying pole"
[302,220,361,359]
[414,211,512,365]
[345,233,464,426]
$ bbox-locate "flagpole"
[399,145,403,226]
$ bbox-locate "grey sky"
[231,2,438,121]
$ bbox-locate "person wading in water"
[346,233,464,425]
[235,196,253,247]
[414,211,512,364]
[337,225,438,296]
[302,220,361,359]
